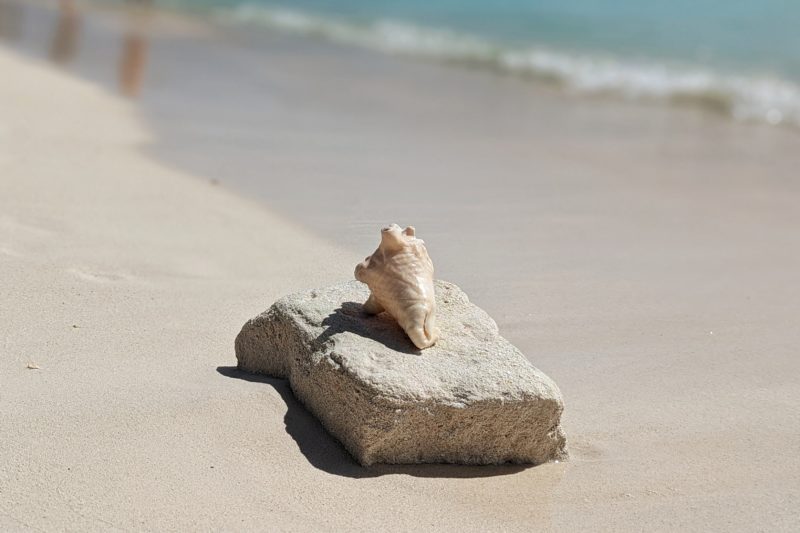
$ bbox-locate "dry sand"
[2,8,800,530]
[0,48,565,531]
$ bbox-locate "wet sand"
[2,1,800,531]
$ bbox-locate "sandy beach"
[2,2,800,531]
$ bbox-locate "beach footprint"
[68,267,135,283]
[0,245,23,258]
[0,214,53,234]
[567,437,606,463]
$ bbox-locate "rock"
[235,280,567,466]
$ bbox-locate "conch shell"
[354,224,439,349]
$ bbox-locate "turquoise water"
[222,0,800,77]
[157,0,800,126]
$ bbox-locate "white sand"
[2,36,800,532]
[0,49,564,531]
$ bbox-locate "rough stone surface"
[235,280,567,466]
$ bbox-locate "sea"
[136,0,800,128]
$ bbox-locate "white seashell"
[354,224,439,349]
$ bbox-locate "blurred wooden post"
[119,0,152,97]
[49,0,79,65]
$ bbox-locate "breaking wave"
[221,4,800,128]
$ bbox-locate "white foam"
[222,4,800,128]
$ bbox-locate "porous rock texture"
[235,280,567,466]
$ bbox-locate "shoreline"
[2,2,800,531]
[216,2,800,129]
[9,0,800,132]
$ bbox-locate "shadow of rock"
[316,302,420,355]
[217,366,530,479]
